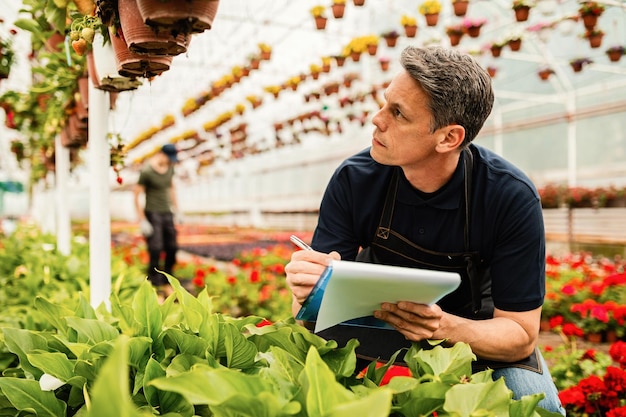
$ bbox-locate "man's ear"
[436,124,465,153]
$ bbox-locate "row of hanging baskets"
[84,0,220,91]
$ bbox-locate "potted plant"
[0,36,15,80]
[461,17,487,38]
[569,57,592,72]
[537,66,555,81]
[578,1,605,30]
[489,40,506,57]
[606,45,625,63]
[331,0,346,19]
[378,56,390,72]
[400,15,418,37]
[451,0,470,17]
[381,29,400,47]
[258,43,272,60]
[310,5,328,30]
[512,0,533,22]
[135,0,221,35]
[419,0,442,26]
[445,24,464,46]
[582,28,604,48]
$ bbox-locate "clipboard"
[296,259,461,332]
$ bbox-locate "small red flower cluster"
[559,341,626,415]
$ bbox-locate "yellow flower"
[310,5,326,17]
[400,14,417,26]
[419,0,442,15]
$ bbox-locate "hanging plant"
[419,0,442,26]
[606,45,625,63]
[578,1,605,30]
[310,5,328,30]
[381,30,400,47]
[537,66,555,81]
[569,57,593,73]
[331,0,346,19]
[451,0,470,17]
[511,0,532,22]
[582,28,604,48]
[400,15,418,37]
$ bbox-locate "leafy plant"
[0,271,558,416]
[0,36,15,79]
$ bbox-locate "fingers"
[374,302,443,341]
[285,249,335,305]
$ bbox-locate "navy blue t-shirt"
[311,144,545,313]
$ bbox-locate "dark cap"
[161,144,178,162]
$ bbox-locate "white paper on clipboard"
[312,259,461,332]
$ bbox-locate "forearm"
[434,309,540,362]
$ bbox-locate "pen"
[290,235,313,251]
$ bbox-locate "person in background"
[284,46,565,415]
[134,144,180,297]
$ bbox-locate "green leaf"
[65,317,119,344]
[301,347,354,416]
[2,328,48,379]
[0,378,66,417]
[392,380,448,416]
[132,281,163,341]
[327,387,391,417]
[85,336,145,417]
[219,322,258,369]
[409,342,475,382]
[44,0,67,34]
[444,377,513,416]
[74,295,98,320]
[149,367,296,416]
[27,352,74,382]
[143,358,194,417]
[34,296,74,336]
[163,328,210,358]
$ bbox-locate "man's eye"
[393,108,403,118]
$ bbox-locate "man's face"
[370,70,447,169]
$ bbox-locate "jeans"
[492,350,565,415]
[144,211,178,286]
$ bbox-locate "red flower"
[582,349,597,361]
[227,275,237,285]
[549,315,563,328]
[249,270,260,283]
[562,323,584,337]
[609,341,626,368]
[255,319,272,327]
[561,284,577,296]
[607,406,626,417]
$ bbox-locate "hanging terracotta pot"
[466,25,482,38]
[452,1,469,17]
[508,38,522,51]
[72,0,96,15]
[88,32,142,92]
[424,13,439,27]
[404,24,417,38]
[379,59,390,72]
[513,6,530,22]
[367,44,378,56]
[487,66,497,78]
[606,48,624,62]
[490,44,503,58]
[334,55,346,67]
[109,26,173,78]
[383,34,399,47]
[136,0,220,35]
[537,68,554,81]
[331,3,345,19]
[353,0,365,5]
[314,16,327,30]
[587,32,603,48]
[581,13,598,30]
[118,0,188,56]
[448,32,463,46]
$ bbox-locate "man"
[285,46,565,415]
[134,143,179,296]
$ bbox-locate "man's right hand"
[285,249,340,306]
[140,219,154,237]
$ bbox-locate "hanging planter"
[379,57,390,72]
[452,0,469,17]
[486,66,497,78]
[109,26,173,78]
[490,43,504,58]
[331,1,346,18]
[419,0,442,26]
[569,57,592,73]
[606,45,625,63]
[334,54,346,67]
[512,1,532,22]
[88,32,141,92]
[446,26,464,46]
[508,37,522,51]
[353,0,365,5]
[578,1,605,30]
[136,0,220,35]
[118,0,188,56]
[584,29,604,48]
[462,17,486,38]
[401,15,418,37]
[537,67,554,81]
[381,30,400,47]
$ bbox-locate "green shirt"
[138,164,174,213]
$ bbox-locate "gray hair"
[400,46,494,145]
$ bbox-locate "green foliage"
[0,268,559,416]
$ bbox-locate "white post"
[54,134,71,255]
[88,79,111,310]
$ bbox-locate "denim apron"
[316,149,541,374]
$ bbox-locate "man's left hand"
[374,301,444,342]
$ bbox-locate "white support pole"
[88,79,111,310]
[54,134,71,255]
[566,93,577,187]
